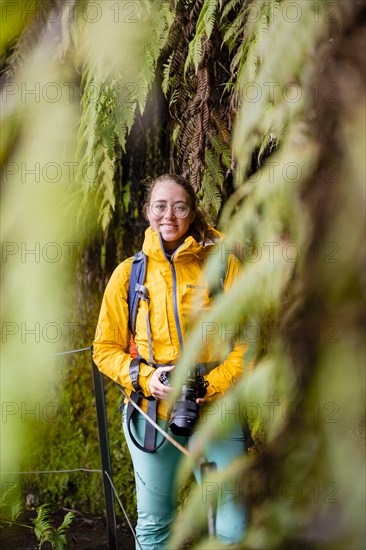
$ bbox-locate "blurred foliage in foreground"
[170,2,366,549]
[1,1,365,549]
[0,0,162,524]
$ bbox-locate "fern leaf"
[202,168,222,212]
[73,0,176,231]
[222,6,248,51]
[184,35,203,74]
[211,130,231,169]
[0,485,18,508]
[230,40,245,76]
[33,504,53,544]
[162,52,174,96]
[256,12,269,44]
[172,124,180,144]
[185,0,218,74]
[9,497,23,525]
[211,108,230,143]
[169,87,179,109]
[240,40,258,82]
[201,0,219,38]
[52,532,67,550]
[221,0,247,21]
[0,486,24,526]
[53,511,75,550]
[205,147,224,189]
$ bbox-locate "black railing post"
[90,347,119,550]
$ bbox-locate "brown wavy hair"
[142,174,211,242]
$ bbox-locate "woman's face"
[146,181,194,250]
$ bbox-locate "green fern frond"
[95,149,116,231]
[52,532,67,550]
[185,0,219,74]
[115,121,128,152]
[172,124,180,144]
[33,505,74,550]
[169,87,179,109]
[201,0,219,38]
[202,168,222,213]
[33,503,50,524]
[221,0,246,20]
[257,130,277,163]
[230,43,244,76]
[9,497,23,525]
[211,131,231,169]
[239,40,258,83]
[184,35,203,74]
[57,511,75,534]
[51,512,75,550]
[222,5,248,51]
[161,2,176,30]
[205,147,223,182]
[73,0,175,231]
[256,12,270,44]
[0,485,17,508]
[33,504,53,544]
[0,485,24,526]
[98,204,113,231]
[162,52,174,96]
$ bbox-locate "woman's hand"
[196,398,206,405]
[149,365,175,400]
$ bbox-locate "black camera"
[159,368,208,436]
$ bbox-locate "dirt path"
[0,510,135,549]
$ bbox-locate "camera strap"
[127,276,169,452]
[126,391,169,453]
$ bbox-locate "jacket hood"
[142,226,223,263]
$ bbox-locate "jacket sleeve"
[204,253,250,401]
[92,259,155,396]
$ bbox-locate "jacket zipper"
[170,260,184,350]
[159,233,184,350]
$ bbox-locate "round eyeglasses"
[151,201,190,219]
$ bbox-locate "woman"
[93,174,248,549]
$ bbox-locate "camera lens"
[167,369,207,436]
[169,399,200,436]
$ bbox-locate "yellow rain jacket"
[93,226,247,420]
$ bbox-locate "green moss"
[22,280,137,522]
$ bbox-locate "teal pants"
[122,406,247,549]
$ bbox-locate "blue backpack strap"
[128,250,147,336]
[127,250,168,452]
